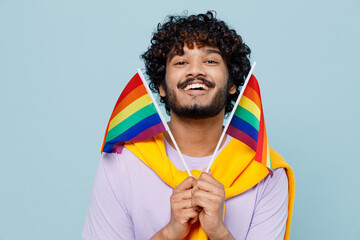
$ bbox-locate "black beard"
[164,84,228,119]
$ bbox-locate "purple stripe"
[130,123,166,141]
[226,125,257,151]
[112,143,124,154]
[110,123,166,154]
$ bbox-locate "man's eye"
[174,61,186,65]
[206,60,218,64]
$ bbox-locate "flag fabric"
[101,72,166,153]
[226,75,273,176]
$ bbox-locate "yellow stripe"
[108,94,152,131]
[239,96,261,120]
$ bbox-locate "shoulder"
[100,148,148,176]
[269,146,291,170]
[99,148,166,190]
[257,168,288,202]
[101,148,140,167]
[95,149,152,198]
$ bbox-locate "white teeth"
[184,83,209,91]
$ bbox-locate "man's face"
[160,45,236,119]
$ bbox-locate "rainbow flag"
[101,71,167,153]
[226,75,273,176]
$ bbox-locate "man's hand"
[191,170,234,240]
[152,176,199,240]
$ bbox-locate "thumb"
[202,168,212,175]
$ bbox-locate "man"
[82,11,294,240]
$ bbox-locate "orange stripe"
[111,85,147,119]
[243,86,261,110]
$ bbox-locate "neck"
[164,111,226,157]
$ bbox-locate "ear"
[228,84,236,95]
[159,84,166,97]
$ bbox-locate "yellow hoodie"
[125,133,295,239]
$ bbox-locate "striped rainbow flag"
[226,75,273,176]
[101,72,166,153]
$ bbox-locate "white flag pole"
[205,62,257,172]
[137,69,192,176]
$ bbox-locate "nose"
[185,60,206,78]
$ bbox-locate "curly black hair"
[141,11,251,115]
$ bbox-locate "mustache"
[177,77,215,89]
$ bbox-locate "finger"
[185,208,199,219]
[174,176,196,193]
[193,179,225,197]
[174,208,199,225]
[202,167,211,175]
[198,172,224,188]
[178,208,199,223]
[171,189,193,203]
[172,199,194,210]
[189,214,199,224]
[192,189,224,208]
[191,196,215,213]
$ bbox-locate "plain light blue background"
[1,0,359,239]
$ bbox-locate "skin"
[150,45,236,240]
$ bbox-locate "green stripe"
[106,104,157,142]
[234,106,260,131]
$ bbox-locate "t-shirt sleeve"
[82,153,134,240]
[245,168,289,240]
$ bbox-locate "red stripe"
[255,111,265,164]
[227,125,257,152]
[113,73,143,109]
[247,75,260,93]
[261,125,269,165]
[101,73,143,153]
[246,75,272,175]
[248,74,267,165]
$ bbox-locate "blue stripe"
[103,142,115,153]
[229,115,258,142]
[105,113,162,146]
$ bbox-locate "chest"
[126,169,259,239]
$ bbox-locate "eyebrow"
[203,48,221,55]
[167,48,222,62]
[167,52,177,62]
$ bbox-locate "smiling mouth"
[183,83,209,91]
[178,77,215,91]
